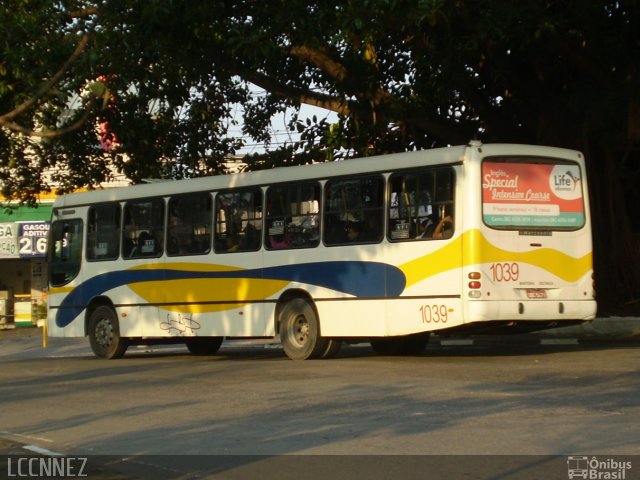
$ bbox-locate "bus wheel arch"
[274,289,314,335]
[276,291,329,360]
[86,300,128,359]
[85,296,116,335]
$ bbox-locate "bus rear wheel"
[321,339,342,359]
[370,332,430,356]
[88,305,128,359]
[186,337,224,355]
[279,298,328,360]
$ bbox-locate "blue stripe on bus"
[55,261,406,327]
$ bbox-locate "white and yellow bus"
[47,141,596,359]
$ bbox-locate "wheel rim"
[288,314,309,348]
[94,318,114,348]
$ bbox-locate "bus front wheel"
[88,306,128,359]
[279,298,328,360]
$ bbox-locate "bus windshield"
[481,157,586,230]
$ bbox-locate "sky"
[231,88,338,156]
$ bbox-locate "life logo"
[551,165,582,201]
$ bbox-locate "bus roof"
[52,142,583,209]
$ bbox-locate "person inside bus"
[269,232,290,249]
[225,234,239,252]
[416,218,435,239]
[359,212,382,242]
[432,215,454,239]
[242,223,260,250]
[130,231,156,257]
[345,221,361,243]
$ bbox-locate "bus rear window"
[481,158,585,230]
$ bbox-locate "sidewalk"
[0,325,40,338]
[432,316,640,346]
[534,316,640,339]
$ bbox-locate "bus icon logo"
[567,456,589,479]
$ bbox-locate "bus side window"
[323,175,384,245]
[433,169,455,238]
[123,198,165,259]
[265,183,320,250]
[214,188,262,254]
[167,193,212,256]
[86,203,121,261]
[388,168,454,241]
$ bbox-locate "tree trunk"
[584,141,640,315]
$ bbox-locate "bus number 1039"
[420,304,448,323]
[489,262,520,282]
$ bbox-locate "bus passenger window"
[167,193,212,256]
[265,183,320,250]
[214,188,262,254]
[323,175,384,246]
[388,168,454,241]
[87,203,121,261]
[123,198,164,259]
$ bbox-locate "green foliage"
[1,1,638,187]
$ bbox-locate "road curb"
[431,317,640,347]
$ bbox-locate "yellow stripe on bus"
[127,262,287,312]
[401,229,592,287]
[400,236,464,288]
[128,277,289,313]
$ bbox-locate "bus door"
[48,215,85,337]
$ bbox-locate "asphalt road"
[1,329,639,479]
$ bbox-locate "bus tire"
[370,332,430,356]
[88,305,128,359]
[321,339,342,359]
[186,337,224,355]
[279,298,328,360]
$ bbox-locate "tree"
[1,1,639,313]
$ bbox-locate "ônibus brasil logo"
[567,456,632,479]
